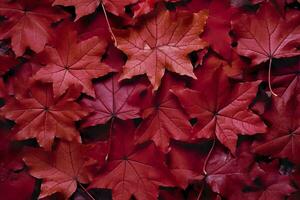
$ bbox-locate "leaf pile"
[0,0,300,200]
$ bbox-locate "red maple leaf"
[172,56,267,153]
[33,26,113,97]
[0,0,67,56]
[231,2,300,66]
[1,82,89,150]
[239,161,295,200]
[253,90,300,164]
[89,120,175,200]
[80,74,143,127]
[134,74,192,152]
[116,8,208,90]
[23,141,92,199]
[167,141,252,199]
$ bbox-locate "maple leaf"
[116,8,208,90]
[167,141,252,198]
[240,161,295,200]
[231,2,300,66]
[81,74,143,127]
[253,91,300,164]
[34,27,113,97]
[0,0,67,57]
[204,147,251,199]
[53,0,138,20]
[1,82,89,150]
[23,141,92,199]
[134,74,192,152]
[89,120,175,200]
[172,56,267,153]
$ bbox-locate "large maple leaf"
[34,27,113,97]
[172,56,267,153]
[116,9,208,90]
[89,120,175,200]
[23,141,92,199]
[231,2,300,66]
[0,0,67,57]
[81,74,143,127]
[134,74,192,152]
[1,82,89,150]
[253,91,300,164]
[53,0,138,20]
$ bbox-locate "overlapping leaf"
[232,2,300,65]
[173,56,267,153]
[116,8,208,90]
[23,141,92,199]
[81,74,143,126]
[89,121,175,200]
[134,74,192,152]
[253,91,300,164]
[0,0,67,56]
[34,26,113,97]
[168,142,252,198]
[1,82,89,150]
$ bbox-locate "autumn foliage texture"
[0,0,300,200]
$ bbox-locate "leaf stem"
[202,139,216,175]
[101,2,118,46]
[268,58,278,97]
[105,117,115,161]
[78,182,95,200]
[196,182,204,200]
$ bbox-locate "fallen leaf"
[0,0,67,56]
[117,8,208,90]
[89,120,175,200]
[34,26,113,97]
[1,82,89,150]
[23,141,92,199]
